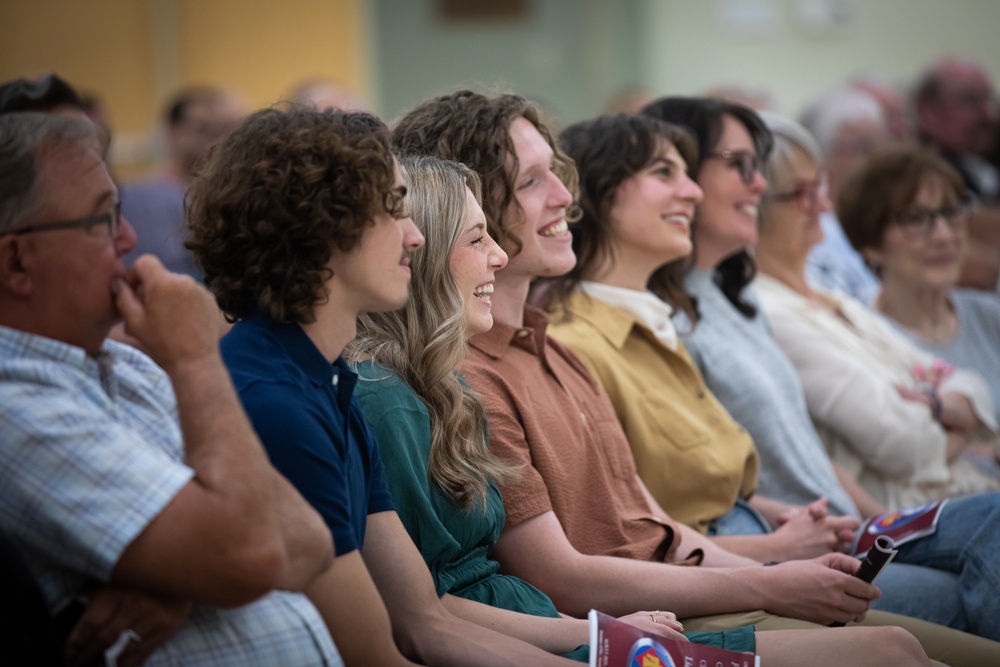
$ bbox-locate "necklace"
[875,295,957,344]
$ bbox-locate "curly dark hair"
[642,97,772,320]
[186,106,402,324]
[538,114,700,324]
[391,89,578,257]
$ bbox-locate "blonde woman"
[349,155,690,662]
[350,149,937,667]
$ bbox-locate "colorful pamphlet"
[588,609,759,667]
[851,500,946,558]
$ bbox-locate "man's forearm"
[167,354,289,576]
[269,472,335,590]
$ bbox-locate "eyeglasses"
[892,201,971,239]
[765,176,829,213]
[704,149,760,186]
[6,202,122,239]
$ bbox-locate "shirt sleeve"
[460,357,554,527]
[0,379,193,581]
[357,410,397,517]
[765,299,950,484]
[239,381,362,556]
[356,380,458,597]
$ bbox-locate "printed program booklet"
[588,609,759,667]
[851,500,946,558]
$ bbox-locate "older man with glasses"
[0,111,341,666]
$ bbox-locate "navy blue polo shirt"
[221,316,395,556]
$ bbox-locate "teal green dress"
[354,362,754,659]
[353,361,590,662]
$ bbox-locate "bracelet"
[927,389,943,422]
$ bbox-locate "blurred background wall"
[2,0,999,178]
[0,0,369,178]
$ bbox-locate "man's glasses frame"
[704,149,760,186]
[5,202,121,238]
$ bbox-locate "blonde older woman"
[752,112,999,509]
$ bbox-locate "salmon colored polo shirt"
[462,305,679,562]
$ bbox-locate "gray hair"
[758,111,823,226]
[798,88,886,159]
[759,110,822,184]
[0,112,97,234]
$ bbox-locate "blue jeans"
[710,494,1000,640]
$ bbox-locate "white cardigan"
[755,274,999,508]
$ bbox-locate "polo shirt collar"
[244,316,356,392]
[468,304,550,361]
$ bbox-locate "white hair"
[798,88,886,158]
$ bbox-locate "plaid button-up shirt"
[0,325,341,666]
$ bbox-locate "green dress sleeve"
[353,361,503,597]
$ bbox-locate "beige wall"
[0,0,367,177]
[0,0,158,138]
[175,0,368,110]
[640,0,1000,117]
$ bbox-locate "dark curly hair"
[391,89,578,257]
[538,114,700,324]
[186,106,402,324]
[642,97,772,319]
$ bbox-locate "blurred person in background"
[798,87,891,304]
[121,85,247,277]
[287,76,368,112]
[853,75,916,142]
[915,56,1000,290]
[839,142,1000,437]
[916,57,998,202]
[603,85,653,115]
[751,111,1000,509]
[702,84,774,112]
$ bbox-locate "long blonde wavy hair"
[348,154,518,509]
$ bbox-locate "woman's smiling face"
[693,114,768,266]
[450,186,508,336]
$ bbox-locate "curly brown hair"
[186,106,402,324]
[391,90,578,257]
